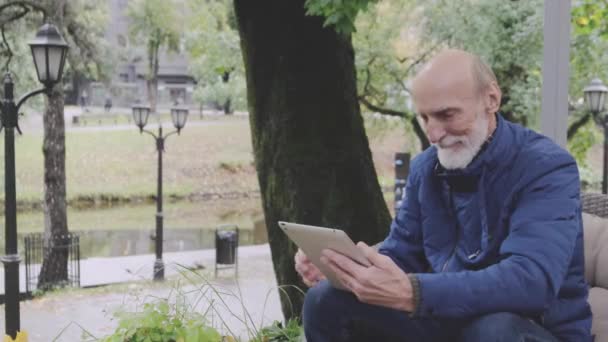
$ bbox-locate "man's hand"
[321,241,414,312]
[294,248,326,287]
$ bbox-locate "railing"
[24,233,80,293]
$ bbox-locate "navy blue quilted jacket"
[379,115,592,341]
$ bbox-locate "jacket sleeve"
[378,163,429,273]
[413,155,581,318]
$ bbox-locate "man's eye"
[439,112,454,120]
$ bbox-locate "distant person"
[80,89,89,112]
[104,96,113,113]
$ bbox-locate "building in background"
[68,0,195,109]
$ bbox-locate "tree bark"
[148,41,160,114]
[38,81,69,288]
[234,0,392,320]
[38,0,70,290]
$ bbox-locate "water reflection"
[4,228,261,259]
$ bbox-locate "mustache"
[433,135,467,149]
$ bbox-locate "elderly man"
[297,49,592,342]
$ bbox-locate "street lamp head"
[132,105,151,132]
[170,106,189,134]
[583,78,608,115]
[28,23,69,88]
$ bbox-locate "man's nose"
[426,119,446,144]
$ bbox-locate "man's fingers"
[322,249,366,277]
[357,241,389,268]
[331,261,362,295]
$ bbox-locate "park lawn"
[0,113,411,204]
[0,116,258,203]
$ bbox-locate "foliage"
[99,267,305,342]
[101,300,222,342]
[419,0,544,127]
[61,0,112,82]
[127,0,181,73]
[0,18,40,101]
[251,319,303,342]
[353,0,429,148]
[570,0,608,101]
[0,0,110,105]
[185,0,246,113]
[572,0,608,39]
[567,113,600,169]
[127,0,181,112]
[304,0,378,34]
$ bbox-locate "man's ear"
[485,82,502,114]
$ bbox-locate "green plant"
[101,300,222,342]
[252,319,303,342]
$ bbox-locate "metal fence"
[24,233,80,293]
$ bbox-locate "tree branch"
[567,112,592,140]
[0,1,48,71]
[358,96,430,149]
[359,96,405,117]
[0,5,29,27]
[1,26,12,71]
[0,1,46,22]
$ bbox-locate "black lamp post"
[132,105,189,281]
[583,78,608,193]
[0,23,68,338]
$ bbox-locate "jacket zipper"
[442,188,458,272]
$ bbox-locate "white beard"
[434,112,489,170]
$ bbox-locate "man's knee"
[460,312,553,342]
[303,281,344,323]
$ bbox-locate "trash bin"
[215,225,239,277]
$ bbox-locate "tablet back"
[278,221,370,290]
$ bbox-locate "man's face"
[413,80,490,170]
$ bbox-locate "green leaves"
[251,319,303,342]
[304,0,378,34]
[572,0,608,39]
[102,299,222,342]
[185,0,246,113]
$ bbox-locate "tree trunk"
[38,82,69,289]
[234,0,392,320]
[148,44,160,114]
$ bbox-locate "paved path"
[0,244,265,294]
[0,244,286,341]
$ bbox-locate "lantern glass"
[584,78,608,114]
[171,107,189,131]
[47,46,67,82]
[28,24,69,86]
[132,106,150,129]
[31,46,48,82]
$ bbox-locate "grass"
[0,112,411,204]
[0,115,257,203]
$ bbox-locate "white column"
[540,0,571,147]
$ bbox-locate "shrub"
[101,300,222,342]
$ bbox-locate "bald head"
[412,49,498,101]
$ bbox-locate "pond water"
[85,227,266,258]
[11,227,264,259]
[0,198,266,259]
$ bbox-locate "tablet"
[278,221,371,290]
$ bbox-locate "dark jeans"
[303,280,559,342]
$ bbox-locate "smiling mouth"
[440,141,464,149]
